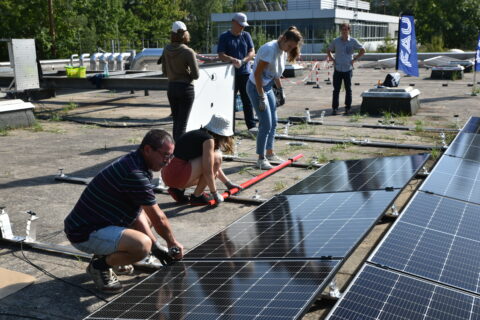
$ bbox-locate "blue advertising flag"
[397,15,419,77]
[475,33,480,72]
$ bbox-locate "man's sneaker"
[86,262,123,293]
[248,127,258,134]
[133,254,163,270]
[266,154,284,162]
[256,158,273,170]
[190,193,213,206]
[168,188,189,203]
[113,264,134,275]
[344,106,351,115]
[332,108,338,115]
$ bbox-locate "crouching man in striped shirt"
[64,129,184,293]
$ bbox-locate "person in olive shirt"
[162,115,242,206]
[161,21,200,141]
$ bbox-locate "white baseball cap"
[232,13,249,27]
[172,21,187,33]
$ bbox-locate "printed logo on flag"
[398,15,419,77]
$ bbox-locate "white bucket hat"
[172,21,187,33]
[204,114,233,137]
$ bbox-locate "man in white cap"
[217,13,257,133]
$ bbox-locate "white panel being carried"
[7,39,39,91]
[186,63,235,133]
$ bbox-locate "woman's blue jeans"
[246,80,277,156]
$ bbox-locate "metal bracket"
[0,207,26,242]
[283,121,290,136]
[55,168,90,185]
[385,204,399,217]
[453,114,460,128]
[25,211,39,242]
[322,278,342,300]
[320,110,326,124]
[440,132,447,148]
[305,108,311,122]
[422,166,430,175]
[233,139,241,158]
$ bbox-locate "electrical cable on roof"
[14,241,109,303]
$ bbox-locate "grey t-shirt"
[328,36,364,72]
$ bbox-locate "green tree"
[377,34,396,53]
[180,0,225,52]
[414,0,480,50]
[370,0,480,50]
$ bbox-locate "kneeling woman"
[162,115,242,205]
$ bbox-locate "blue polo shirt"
[328,36,364,72]
[217,30,254,76]
[64,150,157,243]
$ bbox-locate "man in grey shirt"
[327,23,365,115]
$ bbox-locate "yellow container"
[77,66,86,78]
[65,66,78,78]
[65,66,86,78]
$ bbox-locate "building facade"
[211,0,399,53]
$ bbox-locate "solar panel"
[461,116,480,134]
[420,155,480,205]
[283,153,429,194]
[445,132,480,162]
[85,259,340,320]
[326,264,480,320]
[185,191,399,260]
[369,192,480,294]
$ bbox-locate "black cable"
[0,312,42,320]
[16,241,108,303]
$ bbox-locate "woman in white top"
[246,26,303,169]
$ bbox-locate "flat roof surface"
[0,63,478,319]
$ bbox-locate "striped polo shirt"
[64,149,157,243]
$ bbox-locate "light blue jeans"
[71,226,125,255]
[246,80,278,156]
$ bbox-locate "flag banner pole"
[397,15,419,77]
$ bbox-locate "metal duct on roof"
[130,48,163,71]
[89,53,103,71]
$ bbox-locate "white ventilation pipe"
[79,53,90,67]
[116,52,132,71]
[108,52,120,71]
[130,48,163,71]
[90,53,103,71]
[69,54,78,66]
[99,53,112,72]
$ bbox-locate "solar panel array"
[185,191,399,260]
[87,260,340,320]
[283,154,429,194]
[86,153,428,320]
[327,265,480,320]
[328,116,480,320]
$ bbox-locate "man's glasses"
[155,149,174,160]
